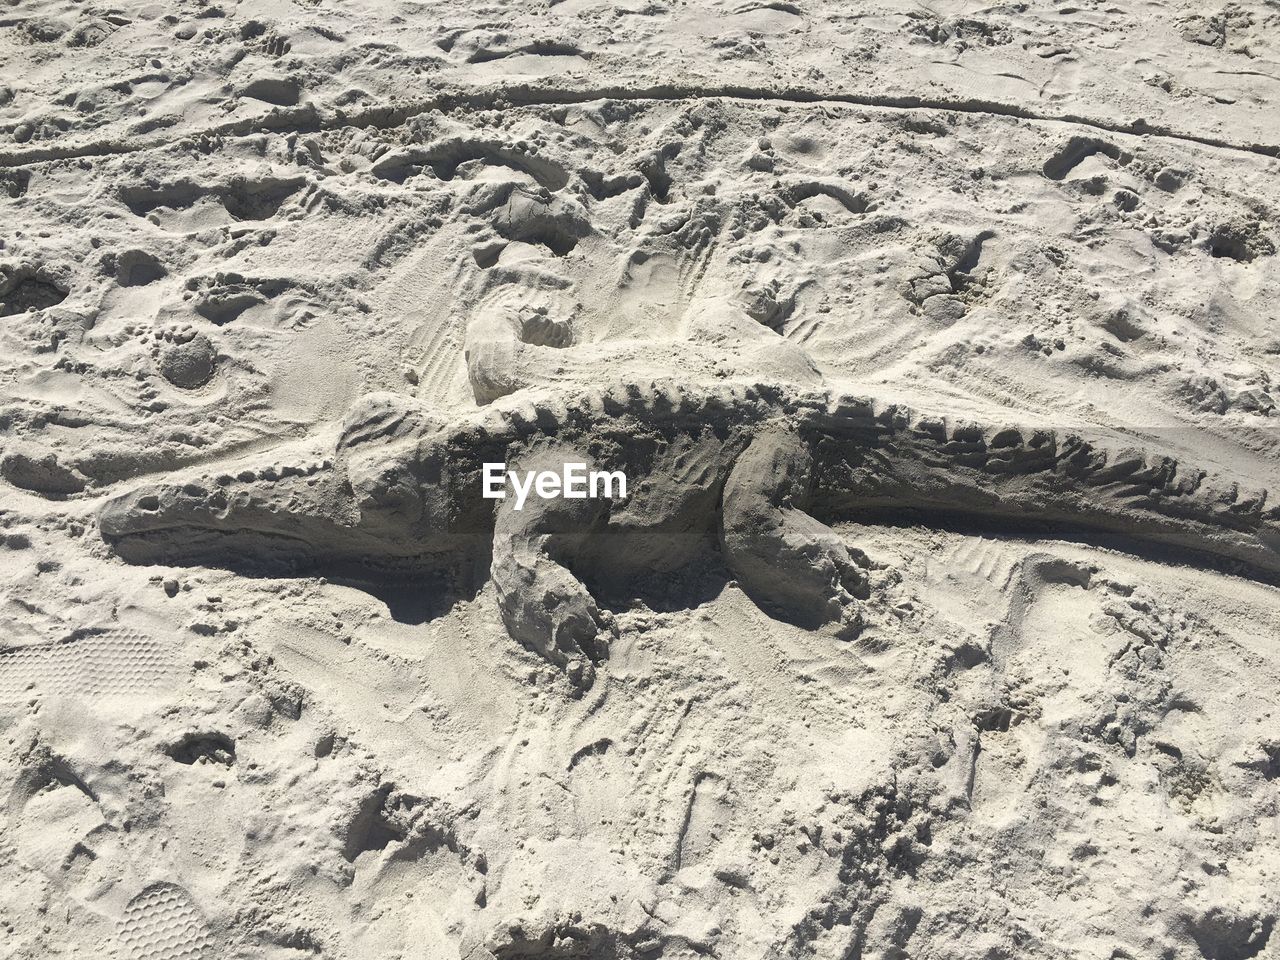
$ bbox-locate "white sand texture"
[3,1,1280,957]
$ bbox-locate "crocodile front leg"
[490,445,613,686]
[720,425,869,638]
[464,285,575,405]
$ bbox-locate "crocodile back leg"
[720,425,869,638]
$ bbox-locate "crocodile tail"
[812,411,1280,582]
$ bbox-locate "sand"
[2,1,1280,957]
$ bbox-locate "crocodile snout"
[99,485,184,540]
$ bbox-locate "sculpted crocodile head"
[97,459,365,573]
[97,392,470,575]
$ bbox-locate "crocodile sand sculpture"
[99,371,1280,685]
